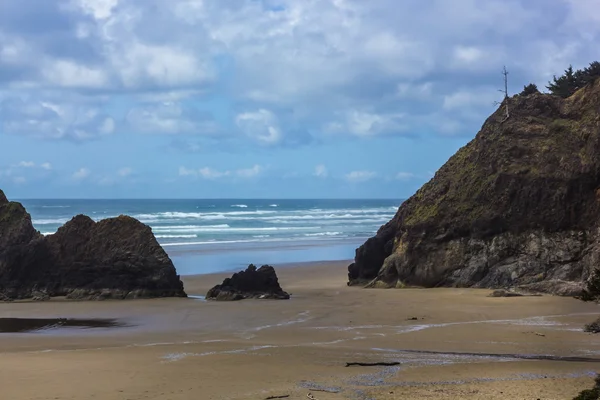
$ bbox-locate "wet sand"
[2,260,600,399]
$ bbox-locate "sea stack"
[206,264,290,300]
[348,80,600,296]
[0,190,187,300]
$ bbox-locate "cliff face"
[348,80,600,295]
[0,191,186,300]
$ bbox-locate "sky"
[0,0,599,199]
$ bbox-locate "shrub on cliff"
[519,83,539,96]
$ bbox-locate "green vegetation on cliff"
[396,76,600,241]
[519,83,539,96]
[547,61,600,98]
[349,61,600,290]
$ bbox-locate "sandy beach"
[2,260,600,400]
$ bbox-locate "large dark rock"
[0,193,186,300]
[348,80,600,295]
[206,264,290,301]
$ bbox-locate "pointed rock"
[207,264,290,300]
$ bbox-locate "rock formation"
[0,190,186,300]
[348,80,600,296]
[206,264,290,300]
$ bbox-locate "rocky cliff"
[0,190,186,300]
[348,80,600,296]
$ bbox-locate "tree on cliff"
[547,61,600,98]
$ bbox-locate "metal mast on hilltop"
[495,66,510,123]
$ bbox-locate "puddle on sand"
[0,318,126,333]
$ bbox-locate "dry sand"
[2,260,600,399]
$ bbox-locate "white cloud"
[126,102,218,135]
[345,170,377,183]
[74,0,120,20]
[235,109,282,144]
[0,161,54,184]
[199,167,231,179]
[442,88,499,120]
[326,110,407,137]
[449,45,506,71]
[314,164,328,178]
[178,166,195,177]
[1,0,599,143]
[454,46,485,64]
[0,96,115,140]
[42,60,109,89]
[72,167,91,180]
[98,177,115,186]
[179,165,263,179]
[396,172,416,181]
[112,42,214,89]
[99,118,115,135]
[443,91,480,110]
[397,82,433,99]
[363,32,434,77]
[117,167,132,177]
[236,164,263,178]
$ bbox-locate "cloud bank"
[1,0,598,146]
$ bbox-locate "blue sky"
[1,0,599,199]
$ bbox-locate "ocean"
[19,199,401,275]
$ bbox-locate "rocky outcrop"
[348,80,600,295]
[0,190,41,250]
[0,192,186,300]
[206,264,290,301]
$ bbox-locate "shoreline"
[167,239,361,275]
[2,260,600,399]
[180,258,353,279]
[162,236,367,251]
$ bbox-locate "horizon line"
[14,197,405,201]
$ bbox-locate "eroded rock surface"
[207,264,290,301]
[348,81,600,295]
[0,191,186,300]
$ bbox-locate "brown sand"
[2,260,600,399]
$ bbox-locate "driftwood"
[310,388,340,393]
[345,361,400,367]
[265,396,289,399]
